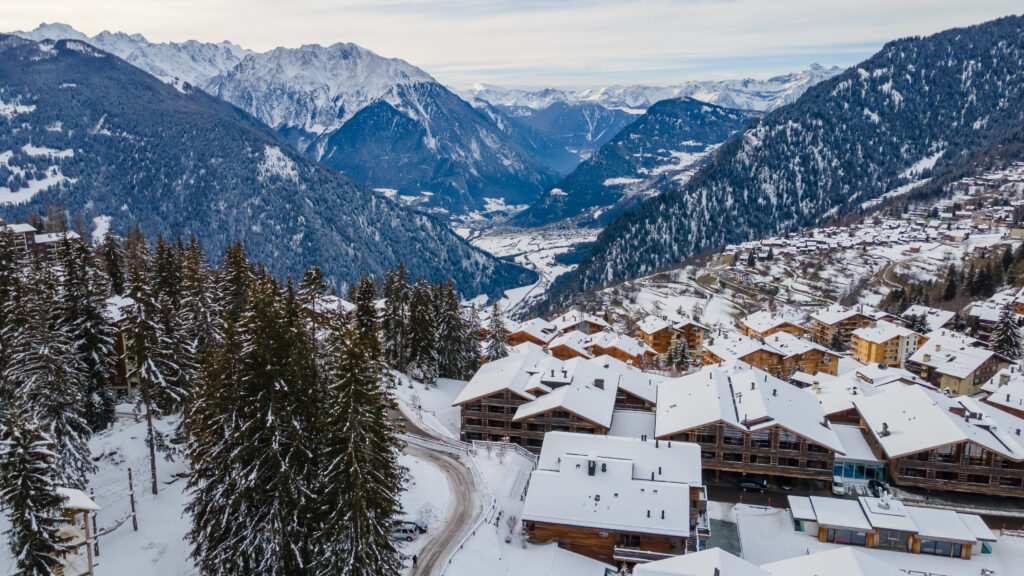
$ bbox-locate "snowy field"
[467,225,599,316]
[393,373,467,439]
[1,413,456,575]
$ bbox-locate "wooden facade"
[459,390,607,451]
[810,313,872,346]
[661,421,835,482]
[587,342,656,367]
[702,347,837,381]
[508,329,552,347]
[869,438,1024,498]
[549,343,591,361]
[526,521,686,565]
[812,521,975,560]
[739,319,808,339]
[637,325,677,355]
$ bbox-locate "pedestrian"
[413,554,418,567]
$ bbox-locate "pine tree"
[317,325,405,576]
[942,264,958,301]
[667,337,689,369]
[406,279,438,382]
[746,251,756,267]
[98,230,125,296]
[1003,246,1015,271]
[828,330,846,352]
[216,242,254,324]
[435,281,478,379]
[152,235,182,310]
[992,305,1022,360]
[380,264,411,369]
[952,310,968,332]
[0,227,27,406]
[766,247,774,261]
[57,238,117,431]
[0,413,69,576]
[352,275,380,355]
[6,257,94,488]
[298,266,330,312]
[179,236,221,360]
[484,303,510,361]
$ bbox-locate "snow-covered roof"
[536,431,703,485]
[637,315,672,335]
[656,364,844,453]
[34,230,81,244]
[704,334,768,362]
[452,342,550,405]
[811,304,865,326]
[57,487,100,511]
[858,496,917,532]
[307,294,356,316]
[586,331,657,359]
[906,507,978,543]
[547,330,594,359]
[763,331,832,358]
[982,366,1024,415]
[634,548,769,576]
[739,310,804,334]
[851,320,915,344]
[550,309,610,333]
[854,384,1024,460]
[608,410,656,439]
[510,317,558,343]
[805,365,933,417]
[761,548,904,576]
[832,424,883,464]
[901,305,955,332]
[590,354,663,404]
[805,496,873,531]
[513,367,618,428]
[522,452,692,537]
[907,330,1000,380]
[1,222,36,233]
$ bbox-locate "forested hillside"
[515,98,758,227]
[0,35,535,296]
[547,15,1024,306]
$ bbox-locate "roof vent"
[661,510,665,520]
[881,422,891,437]
[751,381,756,390]
[588,460,596,476]
[594,378,604,390]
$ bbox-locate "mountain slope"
[547,16,1024,304]
[0,34,535,295]
[13,24,556,215]
[514,98,758,227]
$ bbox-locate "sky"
[4,1,1023,88]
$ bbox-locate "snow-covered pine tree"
[435,281,466,379]
[484,303,510,361]
[828,329,846,352]
[56,237,117,431]
[216,242,255,324]
[179,235,221,360]
[352,275,381,355]
[317,324,405,576]
[992,305,1022,360]
[667,337,688,369]
[0,227,27,404]
[406,279,438,382]
[123,259,186,495]
[952,310,968,332]
[188,273,321,575]
[380,264,410,369]
[298,265,330,312]
[6,257,94,488]
[0,412,69,576]
[98,230,126,296]
[152,235,183,310]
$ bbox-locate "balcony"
[613,548,681,563]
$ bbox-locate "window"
[779,457,800,468]
[465,418,482,427]
[967,474,990,485]
[999,477,1022,487]
[830,529,866,546]
[805,460,828,470]
[577,427,595,434]
[723,427,744,446]
[488,405,505,414]
[778,431,800,451]
[619,534,641,547]
[696,426,717,444]
[488,419,505,428]
[722,452,742,462]
[509,422,521,430]
[877,529,909,551]
[701,451,716,460]
[750,430,771,449]
[466,402,482,412]
[805,444,828,454]
[551,410,572,419]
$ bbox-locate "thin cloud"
[2,0,1021,86]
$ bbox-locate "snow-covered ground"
[393,373,467,439]
[445,448,614,576]
[733,503,1024,576]
[467,225,599,316]
[1,413,457,576]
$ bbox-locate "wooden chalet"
[849,320,923,368]
[809,305,873,345]
[507,318,558,347]
[656,365,844,486]
[738,310,808,339]
[854,385,1024,498]
[523,433,709,567]
[904,330,1008,396]
[701,332,838,381]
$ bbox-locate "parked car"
[739,480,766,493]
[404,520,427,534]
[392,525,419,542]
[831,475,847,496]
[778,478,793,491]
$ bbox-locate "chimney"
[656,439,660,448]
[751,381,756,390]
[822,417,830,429]
[594,378,604,390]
[661,510,665,519]
[587,460,596,476]
[773,388,778,397]
[923,354,931,362]
[812,380,821,394]
[881,422,891,437]
[658,466,662,475]
[935,344,941,352]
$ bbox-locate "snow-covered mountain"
[466,64,843,113]
[13,22,249,87]
[11,23,555,214]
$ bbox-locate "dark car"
[778,478,793,491]
[739,481,766,493]
[405,520,427,534]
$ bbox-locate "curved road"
[396,406,486,576]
